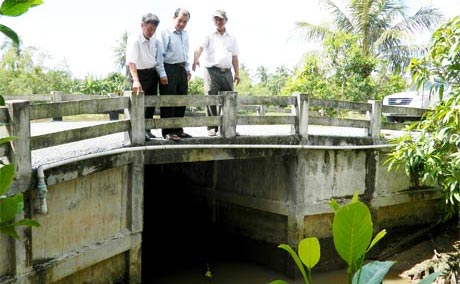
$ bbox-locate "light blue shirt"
[159,28,190,72]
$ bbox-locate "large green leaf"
[267,280,290,284]
[332,201,373,267]
[417,271,440,284]
[0,0,43,16]
[278,244,308,282]
[298,237,320,270]
[352,261,395,284]
[0,194,22,223]
[0,164,15,196]
[0,24,19,46]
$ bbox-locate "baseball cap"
[213,9,227,20]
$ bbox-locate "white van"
[382,82,450,122]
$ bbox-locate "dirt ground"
[386,220,459,283]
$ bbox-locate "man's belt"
[165,62,185,67]
[208,66,231,72]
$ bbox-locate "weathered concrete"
[0,136,442,283]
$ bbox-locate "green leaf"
[0,223,19,239]
[0,164,15,196]
[14,219,40,227]
[417,271,440,284]
[0,0,42,16]
[267,280,290,284]
[332,201,373,267]
[351,191,359,203]
[0,136,14,145]
[352,261,395,284]
[0,24,19,46]
[367,229,387,252]
[0,194,22,223]
[298,237,321,270]
[278,244,308,282]
[329,199,341,212]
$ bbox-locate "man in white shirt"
[126,13,167,141]
[192,9,240,136]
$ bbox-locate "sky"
[1,0,459,79]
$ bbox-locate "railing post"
[6,100,32,277]
[50,91,63,121]
[6,100,31,193]
[127,150,144,283]
[257,105,265,116]
[108,93,120,120]
[124,91,145,146]
[221,91,237,138]
[293,93,309,139]
[367,100,382,140]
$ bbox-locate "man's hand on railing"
[132,80,142,95]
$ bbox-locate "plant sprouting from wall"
[268,192,439,284]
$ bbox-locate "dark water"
[147,260,408,284]
[142,164,408,284]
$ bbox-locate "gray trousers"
[204,67,234,131]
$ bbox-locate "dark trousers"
[159,63,188,137]
[136,68,158,119]
[204,67,234,132]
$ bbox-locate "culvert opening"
[142,162,221,281]
[141,161,288,283]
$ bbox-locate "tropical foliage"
[0,0,43,45]
[295,0,442,73]
[0,43,130,96]
[0,137,39,239]
[386,16,460,219]
[268,192,439,284]
[282,33,407,101]
[0,0,40,239]
[113,31,128,75]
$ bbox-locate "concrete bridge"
[0,92,439,283]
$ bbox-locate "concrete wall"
[33,167,128,260]
[180,148,441,272]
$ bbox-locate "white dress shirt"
[201,30,239,69]
[126,32,166,77]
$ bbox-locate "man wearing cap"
[192,9,240,137]
[157,8,192,141]
[126,13,167,141]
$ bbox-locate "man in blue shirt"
[158,8,192,141]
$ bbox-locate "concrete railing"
[0,92,422,178]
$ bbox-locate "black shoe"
[178,132,192,138]
[145,130,156,141]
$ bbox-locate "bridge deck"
[30,121,401,168]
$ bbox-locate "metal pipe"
[35,143,394,214]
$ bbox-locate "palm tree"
[113,31,128,76]
[256,66,269,85]
[295,0,442,72]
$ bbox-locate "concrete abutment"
[0,138,441,283]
